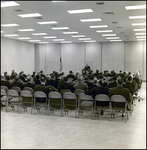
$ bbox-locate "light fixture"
[125,5,146,10]
[71,35,85,37]
[135,33,146,35]
[67,9,93,14]
[5,34,19,37]
[79,38,91,40]
[137,39,146,41]
[18,13,42,18]
[84,40,96,42]
[89,25,108,28]
[132,23,146,26]
[136,36,146,38]
[61,41,72,43]
[63,32,78,34]
[37,21,58,24]
[129,16,146,19]
[96,30,113,33]
[80,18,102,22]
[43,36,57,38]
[102,34,117,36]
[110,40,122,42]
[18,29,35,31]
[106,37,120,39]
[1,1,20,7]
[134,29,146,31]
[39,42,49,44]
[53,39,65,41]
[29,40,41,42]
[32,33,47,35]
[18,37,31,39]
[1,24,19,27]
[52,27,69,30]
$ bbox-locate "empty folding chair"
[1,89,8,112]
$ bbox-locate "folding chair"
[1,89,8,112]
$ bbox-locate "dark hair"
[63,77,68,81]
[128,76,132,81]
[117,78,123,85]
[40,76,46,82]
[36,75,40,79]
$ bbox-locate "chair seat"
[81,101,93,107]
[1,96,7,102]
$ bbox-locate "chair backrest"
[34,91,47,98]
[1,86,9,92]
[11,86,21,93]
[7,89,19,97]
[49,91,62,99]
[23,87,34,94]
[63,92,77,99]
[78,93,93,101]
[74,89,85,96]
[60,89,71,95]
[1,89,7,96]
[110,95,126,102]
[20,90,32,97]
[95,94,110,102]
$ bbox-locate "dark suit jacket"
[109,86,131,102]
[58,82,75,93]
[123,83,134,95]
[45,79,58,89]
[1,80,11,89]
[108,81,117,88]
[23,82,35,90]
[11,80,24,90]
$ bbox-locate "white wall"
[1,37,35,75]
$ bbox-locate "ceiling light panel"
[5,34,19,37]
[53,39,65,41]
[18,37,31,39]
[129,16,146,19]
[102,34,117,36]
[132,23,146,26]
[135,33,146,35]
[39,42,49,44]
[1,1,20,7]
[110,40,122,42]
[37,21,58,24]
[125,5,146,10]
[79,38,91,40]
[67,9,93,14]
[32,33,47,35]
[63,32,78,34]
[96,30,113,33]
[71,35,85,37]
[1,24,19,27]
[29,40,41,42]
[18,29,35,31]
[61,41,72,43]
[89,25,108,28]
[136,36,146,38]
[52,27,69,30]
[84,40,96,42]
[80,18,102,22]
[137,39,146,41]
[43,36,57,38]
[18,13,42,18]
[106,37,120,39]
[134,29,146,31]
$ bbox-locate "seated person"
[23,76,35,90]
[34,74,41,85]
[1,75,11,89]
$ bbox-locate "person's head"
[128,75,133,82]
[117,78,123,86]
[36,74,40,80]
[40,76,46,84]
[15,74,20,81]
[63,76,68,82]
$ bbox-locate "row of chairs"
[1,86,132,123]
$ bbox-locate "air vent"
[34,17,43,19]
[112,22,118,24]
[15,9,23,12]
[102,12,115,15]
[96,2,105,5]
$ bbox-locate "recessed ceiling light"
[43,36,57,38]
[61,41,72,43]
[106,37,120,39]
[1,24,19,27]
[1,1,20,7]
[125,5,146,10]
[89,25,108,28]
[67,9,93,14]
[29,40,41,42]
[5,34,19,37]
[136,36,146,38]
[63,32,78,34]
[84,40,96,42]
[32,33,47,35]
[71,35,85,37]
[79,38,91,40]
[132,23,146,26]
[53,39,65,41]
[134,29,146,31]
[52,1,66,2]
[52,27,69,30]
[39,42,49,44]
[80,18,102,22]
[102,34,117,36]
[110,40,122,42]
[18,37,31,39]
[135,33,146,35]
[137,39,146,41]
[18,13,42,18]
[37,21,58,24]
[129,16,146,19]
[18,29,35,31]
[96,30,113,33]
